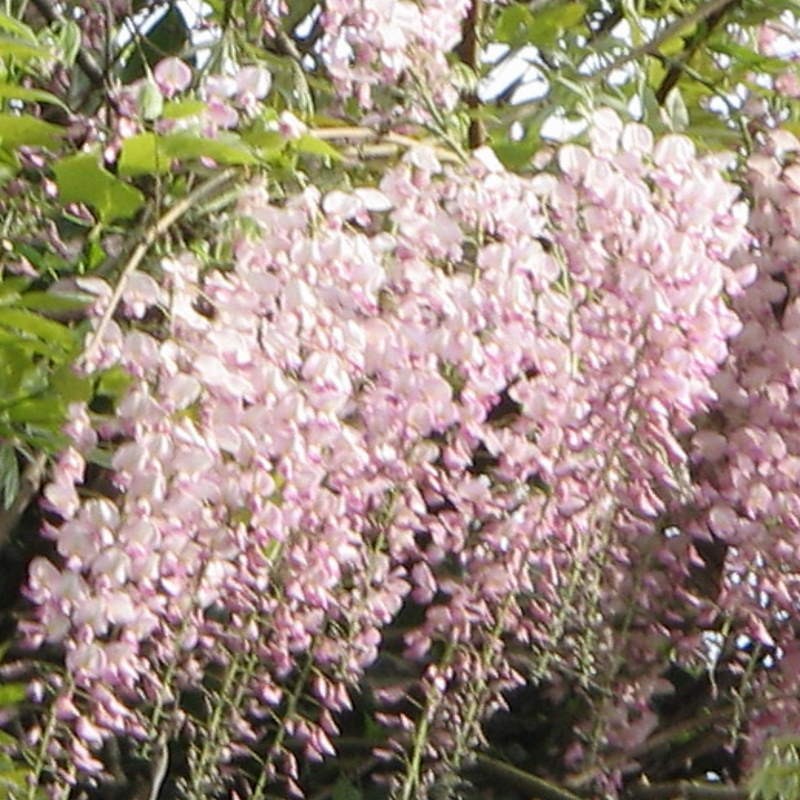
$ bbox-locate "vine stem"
[474,754,583,800]
[399,694,433,800]
[186,650,244,800]
[457,0,486,149]
[25,678,72,800]
[312,127,462,164]
[594,0,737,79]
[251,652,315,800]
[78,168,238,371]
[398,638,457,800]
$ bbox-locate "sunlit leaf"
[117,132,165,176]
[51,365,92,403]
[292,134,342,161]
[709,39,790,74]
[5,396,65,426]
[497,1,586,49]
[138,79,164,120]
[119,131,256,176]
[0,113,63,149]
[162,98,206,119]
[54,154,144,223]
[0,12,37,43]
[0,307,75,349]
[663,87,689,132]
[0,684,25,707]
[96,366,133,400]
[0,84,68,110]
[161,132,257,165]
[15,291,90,314]
[496,4,536,48]
[56,19,81,66]
[0,766,30,791]
[0,34,49,60]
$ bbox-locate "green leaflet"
[118,131,257,176]
[0,113,63,149]
[54,153,145,223]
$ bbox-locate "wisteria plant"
[4,1,800,800]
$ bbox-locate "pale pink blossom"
[153,58,192,98]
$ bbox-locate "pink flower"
[278,110,307,139]
[235,66,272,104]
[154,57,192,98]
[122,272,164,319]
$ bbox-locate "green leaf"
[0,278,30,297]
[11,361,48,399]
[242,128,285,155]
[228,506,253,527]
[0,329,61,359]
[496,4,536,47]
[96,366,133,400]
[708,39,789,75]
[5,397,65,426]
[686,109,741,150]
[84,238,106,271]
[15,290,90,314]
[118,132,164,176]
[14,244,70,274]
[0,146,18,184]
[86,447,114,469]
[137,79,164,121]
[0,444,18,510]
[118,131,256,176]
[281,0,317,32]
[0,83,68,110]
[0,34,49,60]
[53,153,144,223]
[492,135,540,170]
[0,307,75,350]
[161,131,257,165]
[162,98,206,119]
[529,2,586,49]
[0,684,25,707]
[56,20,81,66]
[0,731,17,748]
[496,1,585,49]
[0,766,30,791]
[18,426,67,453]
[293,134,342,161]
[0,113,63,149]
[662,87,688,132]
[51,365,92,403]
[0,13,37,43]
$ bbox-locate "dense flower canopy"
[5,1,800,799]
[20,104,768,792]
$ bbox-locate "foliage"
[2,1,800,800]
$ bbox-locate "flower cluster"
[108,59,273,154]
[269,0,473,110]
[686,128,800,767]
[22,109,754,794]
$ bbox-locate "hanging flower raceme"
[258,0,472,110]
[22,111,752,795]
[684,128,800,768]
